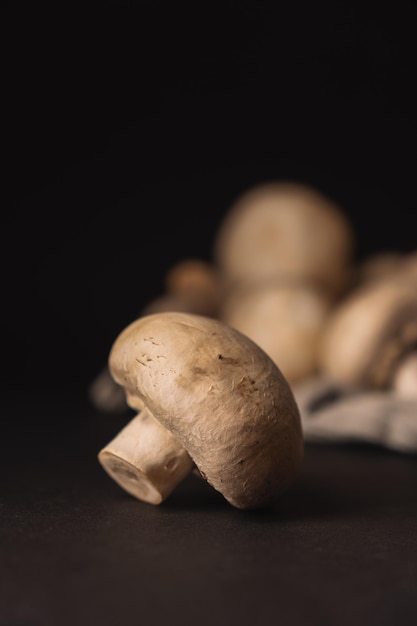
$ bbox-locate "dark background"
[2,4,417,626]
[3,0,417,402]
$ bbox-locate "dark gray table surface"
[1,394,417,626]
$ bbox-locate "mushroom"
[142,259,222,318]
[163,257,222,318]
[391,352,417,398]
[352,249,417,292]
[354,250,407,287]
[219,281,333,385]
[213,180,356,300]
[318,278,417,391]
[294,254,417,452]
[98,311,304,509]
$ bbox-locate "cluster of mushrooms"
[92,181,417,509]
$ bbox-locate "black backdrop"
[2,6,417,626]
[3,0,417,402]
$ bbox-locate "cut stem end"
[98,408,194,505]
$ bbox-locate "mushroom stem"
[98,407,195,504]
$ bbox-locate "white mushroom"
[294,254,417,452]
[98,311,304,509]
[391,352,417,398]
[213,180,355,299]
[318,278,417,391]
[220,281,333,385]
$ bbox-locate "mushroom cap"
[354,249,417,290]
[355,251,407,287]
[108,311,304,509]
[213,181,355,295]
[142,259,222,318]
[391,352,417,398]
[401,251,417,285]
[141,292,209,316]
[220,282,332,385]
[318,279,417,389]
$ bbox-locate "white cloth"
[293,376,417,454]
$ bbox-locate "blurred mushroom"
[213,180,356,300]
[220,281,333,385]
[98,311,304,509]
[355,250,407,286]
[144,257,222,318]
[353,249,417,291]
[295,253,417,452]
[401,250,417,284]
[318,278,417,391]
[391,352,417,398]
[164,258,222,317]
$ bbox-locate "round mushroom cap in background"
[141,258,222,318]
[164,258,222,318]
[108,311,304,509]
[220,282,333,385]
[213,181,356,297]
[141,292,213,317]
